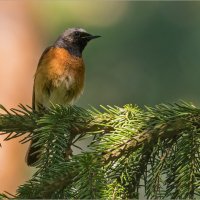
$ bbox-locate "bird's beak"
[88,35,101,40]
[82,34,101,41]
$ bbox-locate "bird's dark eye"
[74,31,80,37]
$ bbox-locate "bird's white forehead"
[63,28,87,36]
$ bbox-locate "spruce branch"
[0,102,200,199]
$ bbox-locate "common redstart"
[26,28,100,166]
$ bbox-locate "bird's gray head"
[55,28,101,57]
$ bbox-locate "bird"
[26,28,100,166]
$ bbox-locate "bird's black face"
[68,30,100,45]
[56,28,100,55]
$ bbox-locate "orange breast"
[34,47,85,108]
[38,47,84,87]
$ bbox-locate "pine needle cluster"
[0,102,200,199]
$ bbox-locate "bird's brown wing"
[27,46,53,166]
[32,46,53,110]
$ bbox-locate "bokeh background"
[1,0,200,194]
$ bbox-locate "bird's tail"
[26,138,41,166]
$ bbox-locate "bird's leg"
[65,146,73,160]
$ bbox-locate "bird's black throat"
[54,39,87,57]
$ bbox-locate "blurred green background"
[34,1,200,107]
